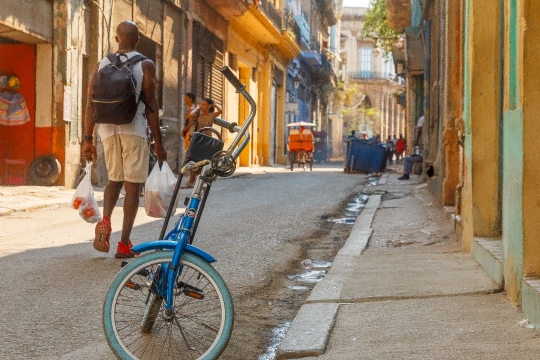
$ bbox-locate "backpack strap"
[126,54,148,66]
[105,53,148,66]
[106,53,119,64]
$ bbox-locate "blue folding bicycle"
[102,66,255,360]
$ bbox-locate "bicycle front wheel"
[103,251,234,360]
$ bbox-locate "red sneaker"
[114,240,138,259]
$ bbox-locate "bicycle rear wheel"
[103,251,234,360]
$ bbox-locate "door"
[0,44,36,184]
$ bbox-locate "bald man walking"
[83,21,167,258]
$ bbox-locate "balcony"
[202,0,249,21]
[348,71,402,82]
[292,14,310,49]
[259,0,282,30]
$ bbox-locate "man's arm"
[141,59,167,162]
[82,69,98,162]
[182,106,199,137]
[414,126,422,146]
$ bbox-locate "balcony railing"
[348,71,402,82]
[259,0,283,30]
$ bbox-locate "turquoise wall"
[502,108,523,294]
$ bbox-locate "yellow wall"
[521,1,540,277]
[468,0,502,239]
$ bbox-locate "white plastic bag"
[144,161,179,218]
[71,162,102,223]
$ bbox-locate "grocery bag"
[71,162,102,223]
[144,161,179,218]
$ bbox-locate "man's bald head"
[116,21,139,49]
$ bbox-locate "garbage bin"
[345,139,388,173]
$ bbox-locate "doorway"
[0,44,36,184]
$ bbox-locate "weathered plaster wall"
[502,109,523,303]
[467,0,501,239]
[521,0,540,277]
[0,0,53,42]
[500,0,523,305]
[440,0,462,206]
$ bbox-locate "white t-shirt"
[96,52,148,141]
[417,115,425,127]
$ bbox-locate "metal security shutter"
[192,22,224,107]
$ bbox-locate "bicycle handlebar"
[221,66,245,93]
[219,66,256,162]
[213,118,239,133]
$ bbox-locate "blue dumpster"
[345,139,388,173]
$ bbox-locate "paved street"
[0,162,364,359]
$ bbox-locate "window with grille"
[192,22,224,107]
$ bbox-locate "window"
[359,47,373,79]
[383,53,395,78]
[192,22,224,107]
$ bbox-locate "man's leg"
[102,180,123,218]
[120,181,141,245]
[403,156,413,175]
[114,134,149,257]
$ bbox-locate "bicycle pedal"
[177,281,205,300]
[124,280,141,290]
[183,289,204,299]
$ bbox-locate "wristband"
[83,134,94,142]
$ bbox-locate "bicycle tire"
[103,251,234,360]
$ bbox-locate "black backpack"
[91,53,147,125]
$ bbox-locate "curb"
[276,194,381,358]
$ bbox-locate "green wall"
[502,108,523,300]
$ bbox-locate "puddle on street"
[368,176,380,186]
[329,192,369,224]
[311,260,332,268]
[287,270,327,283]
[286,285,309,290]
[258,321,291,360]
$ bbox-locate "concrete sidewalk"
[0,165,285,217]
[277,172,540,359]
[0,185,87,216]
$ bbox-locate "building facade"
[1,0,340,186]
[340,6,405,142]
[391,0,540,330]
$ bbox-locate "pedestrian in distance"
[395,133,406,163]
[182,92,198,152]
[82,20,167,258]
[182,97,222,188]
[386,135,395,165]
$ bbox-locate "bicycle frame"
[131,66,256,312]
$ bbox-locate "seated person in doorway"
[398,154,422,180]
